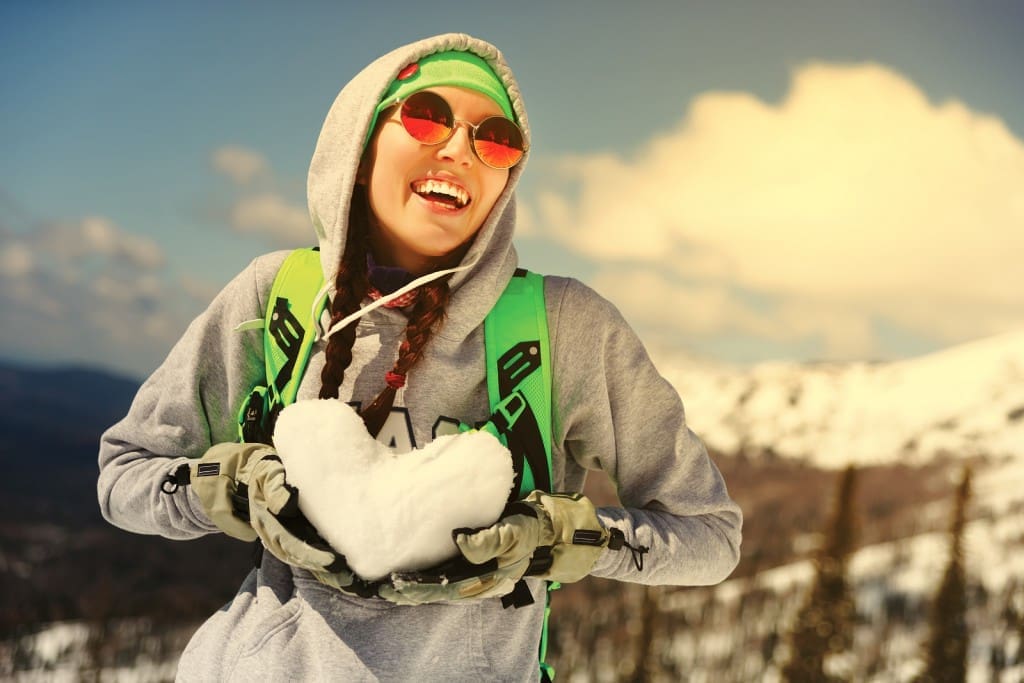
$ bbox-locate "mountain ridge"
[657,329,1024,468]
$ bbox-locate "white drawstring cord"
[321,258,477,342]
[310,280,333,341]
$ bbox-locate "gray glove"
[188,442,268,542]
[187,443,355,587]
[379,491,627,606]
[456,491,610,583]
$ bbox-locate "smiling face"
[359,86,511,276]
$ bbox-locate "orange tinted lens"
[474,117,525,169]
[400,91,453,144]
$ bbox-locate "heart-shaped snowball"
[273,399,514,581]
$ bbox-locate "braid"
[394,280,450,375]
[360,278,451,436]
[318,191,370,400]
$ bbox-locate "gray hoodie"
[98,33,741,682]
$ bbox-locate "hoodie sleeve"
[97,253,285,539]
[547,277,742,586]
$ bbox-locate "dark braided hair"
[318,184,453,436]
[318,187,371,400]
[360,278,450,436]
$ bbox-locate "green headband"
[365,50,515,148]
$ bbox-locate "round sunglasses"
[393,90,527,170]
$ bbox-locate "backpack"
[239,247,558,680]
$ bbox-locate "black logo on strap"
[497,341,541,397]
[496,341,551,496]
[269,296,305,393]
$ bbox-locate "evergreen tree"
[630,584,661,682]
[917,465,972,683]
[1016,581,1024,666]
[782,464,859,683]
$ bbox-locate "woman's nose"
[435,122,475,166]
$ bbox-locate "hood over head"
[307,33,530,341]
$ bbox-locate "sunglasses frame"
[385,90,527,170]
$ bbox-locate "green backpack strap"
[484,268,553,499]
[238,247,326,442]
[483,268,558,682]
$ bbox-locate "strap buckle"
[482,390,528,437]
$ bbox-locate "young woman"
[98,33,741,681]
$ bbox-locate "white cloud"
[229,193,311,246]
[179,274,222,306]
[38,217,165,269]
[81,216,118,251]
[590,268,877,358]
[591,270,757,335]
[211,145,270,186]
[533,62,1024,357]
[208,144,313,248]
[0,217,194,376]
[0,243,33,277]
[514,198,537,237]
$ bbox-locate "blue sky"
[2,1,1022,378]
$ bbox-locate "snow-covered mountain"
[656,329,1024,468]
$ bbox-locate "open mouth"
[411,179,471,210]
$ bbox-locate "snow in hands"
[273,399,514,581]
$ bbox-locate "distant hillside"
[0,361,142,520]
[658,329,1024,468]
[0,360,141,426]
[0,360,252,637]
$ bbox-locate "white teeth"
[413,179,469,208]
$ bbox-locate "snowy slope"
[656,329,1024,468]
[654,453,1024,682]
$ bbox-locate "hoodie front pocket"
[237,597,303,660]
[233,594,385,681]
